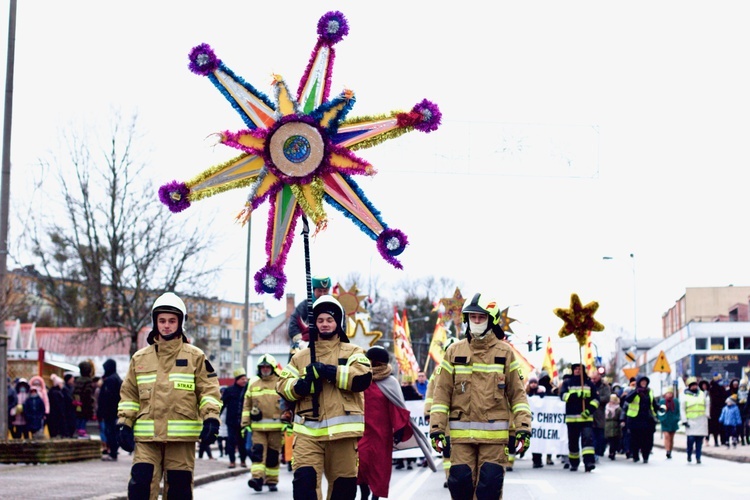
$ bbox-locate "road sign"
[623,367,640,381]
[653,350,671,373]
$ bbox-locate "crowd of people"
[5,283,750,500]
[5,358,122,461]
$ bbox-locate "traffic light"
[534,335,542,351]
[527,340,533,352]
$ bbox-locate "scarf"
[664,397,675,412]
[372,363,393,381]
[605,401,620,419]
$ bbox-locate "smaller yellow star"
[499,307,517,334]
[346,318,383,348]
[440,287,465,327]
[553,293,604,346]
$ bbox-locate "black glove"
[515,430,531,455]
[430,431,450,456]
[305,362,324,382]
[682,421,690,428]
[295,378,312,396]
[393,427,405,445]
[199,418,220,446]
[250,409,263,422]
[320,364,337,383]
[118,424,135,453]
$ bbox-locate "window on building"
[235,329,241,341]
[211,326,219,339]
[234,351,240,363]
[710,337,724,351]
[252,309,262,322]
[221,306,231,319]
[235,308,242,319]
[727,337,741,350]
[197,325,207,339]
[211,304,219,317]
[221,351,232,363]
[743,336,750,350]
[695,338,708,350]
[220,328,231,340]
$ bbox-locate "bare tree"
[26,113,218,355]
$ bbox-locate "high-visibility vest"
[626,391,655,419]
[684,391,706,420]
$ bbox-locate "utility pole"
[241,216,252,372]
[0,0,17,440]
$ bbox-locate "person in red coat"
[358,346,414,500]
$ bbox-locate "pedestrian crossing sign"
[653,350,671,373]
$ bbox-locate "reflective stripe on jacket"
[117,339,222,442]
[560,376,599,423]
[241,374,283,431]
[276,337,371,441]
[429,335,531,444]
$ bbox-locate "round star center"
[269,121,325,177]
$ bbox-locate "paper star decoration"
[498,307,517,334]
[158,11,441,299]
[333,283,367,320]
[553,293,605,347]
[346,318,383,349]
[440,287,465,328]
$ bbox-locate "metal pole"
[242,216,251,372]
[630,252,637,344]
[0,0,17,440]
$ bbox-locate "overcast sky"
[2,1,749,366]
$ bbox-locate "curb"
[89,468,250,500]
[652,442,750,463]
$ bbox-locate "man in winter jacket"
[430,293,531,500]
[73,361,95,438]
[222,367,249,469]
[277,295,372,500]
[560,363,599,472]
[117,292,222,500]
[98,359,122,461]
[242,354,284,492]
[624,375,659,463]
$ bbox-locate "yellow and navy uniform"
[559,373,599,470]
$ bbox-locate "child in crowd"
[719,394,742,448]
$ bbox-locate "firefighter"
[424,335,459,487]
[430,293,532,500]
[242,354,284,492]
[276,295,372,500]
[559,363,599,472]
[117,292,222,500]
[288,275,331,359]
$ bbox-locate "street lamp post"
[603,253,637,344]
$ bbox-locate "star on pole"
[158,11,441,299]
[553,293,605,346]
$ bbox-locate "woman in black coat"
[47,374,69,438]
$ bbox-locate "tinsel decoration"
[159,10,441,298]
[553,293,605,347]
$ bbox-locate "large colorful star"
[158,11,441,298]
[498,307,517,334]
[553,293,605,346]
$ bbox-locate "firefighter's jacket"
[276,337,372,441]
[117,337,222,442]
[241,373,283,432]
[424,372,437,415]
[429,335,531,444]
[559,375,599,424]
